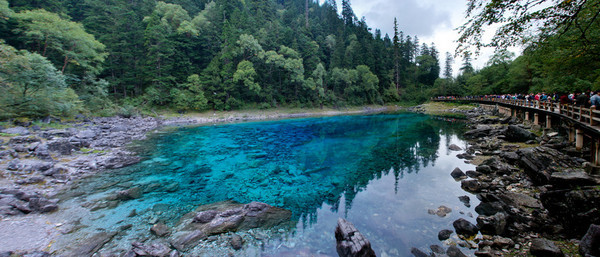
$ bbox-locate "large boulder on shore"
[517,147,583,185]
[580,224,600,257]
[530,238,564,257]
[541,188,600,237]
[503,125,537,142]
[453,218,479,237]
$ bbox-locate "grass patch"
[31,121,71,130]
[80,148,106,154]
[0,132,17,137]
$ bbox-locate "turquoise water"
[55,113,479,256]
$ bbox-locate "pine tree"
[341,0,354,26]
[443,52,453,78]
[392,17,400,93]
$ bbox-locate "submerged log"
[335,218,376,257]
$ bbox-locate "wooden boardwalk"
[432,97,600,164]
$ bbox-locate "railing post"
[580,107,584,122]
[591,106,596,126]
[559,103,562,114]
[595,138,600,166]
[569,126,575,142]
[576,129,584,150]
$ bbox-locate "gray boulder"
[476,212,507,235]
[7,159,21,170]
[503,125,537,142]
[438,229,453,240]
[530,238,564,257]
[541,188,600,236]
[132,241,172,257]
[550,171,598,188]
[230,234,243,250]
[461,179,484,193]
[76,129,98,139]
[151,222,172,237]
[181,201,292,237]
[580,224,600,257]
[170,230,207,252]
[1,126,30,135]
[335,218,376,257]
[66,231,117,257]
[193,210,218,223]
[449,144,463,151]
[8,136,40,145]
[452,218,479,237]
[47,139,77,155]
[117,187,143,200]
[475,201,505,216]
[34,143,52,160]
[517,146,582,185]
[28,197,58,213]
[446,245,468,257]
[451,167,467,180]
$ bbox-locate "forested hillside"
[0,0,445,118]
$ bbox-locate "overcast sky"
[322,0,510,76]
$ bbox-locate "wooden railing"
[433,97,600,126]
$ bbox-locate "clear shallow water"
[54,113,479,256]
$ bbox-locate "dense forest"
[1,0,599,119]
[0,0,446,119]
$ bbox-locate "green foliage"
[13,9,106,74]
[233,60,260,93]
[0,41,82,118]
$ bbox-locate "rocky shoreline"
[2,104,599,256]
[411,103,600,257]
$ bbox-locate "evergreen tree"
[443,52,453,78]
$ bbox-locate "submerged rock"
[131,241,172,257]
[438,229,453,240]
[230,234,243,250]
[117,187,143,200]
[67,231,117,256]
[446,245,468,257]
[335,218,376,257]
[428,205,452,217]
[151,222,172,237]
[170,230,207,252]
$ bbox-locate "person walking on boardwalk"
[591,92,600,108]
[576,92,590,107]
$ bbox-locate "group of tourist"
[437,91,600,108]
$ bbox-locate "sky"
[323,0,516,76]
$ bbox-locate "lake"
[54,112,479,256]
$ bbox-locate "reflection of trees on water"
[297,116,466,225]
